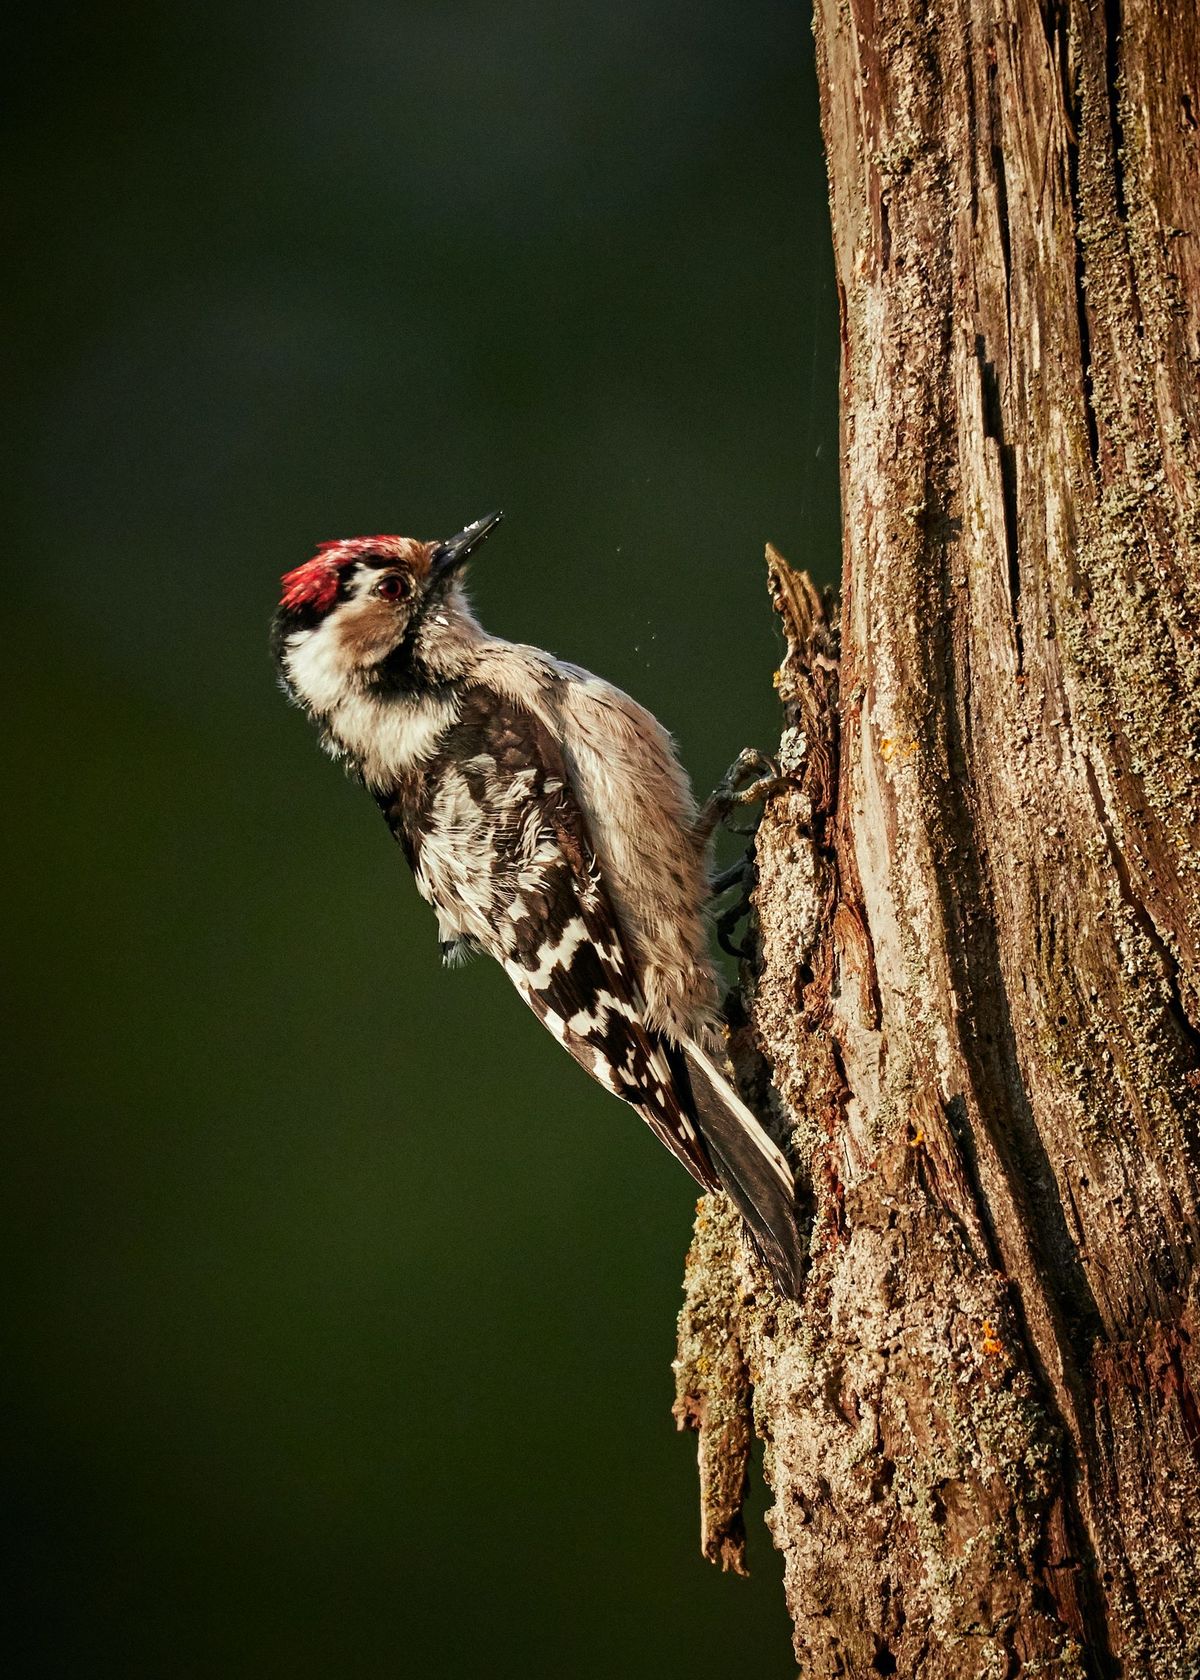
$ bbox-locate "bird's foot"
[708,858,751,897]
[720,747,786,808]
[695,748,787,846]
[707,852,758,961]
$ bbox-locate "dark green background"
[4,2,839,1674]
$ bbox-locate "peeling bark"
[675,1,1200,1673]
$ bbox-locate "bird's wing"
[395,684,720,1192]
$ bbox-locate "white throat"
[283,623,460,789]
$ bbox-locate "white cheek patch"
[283,620,349,715]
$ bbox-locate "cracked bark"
[674,1,1199,1674]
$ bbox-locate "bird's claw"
[719,747,786,809]
[695,748,787,848]
[696,749,790,956]
[708,858,750,897]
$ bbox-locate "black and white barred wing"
[402,688,721,1193]
[505,829,721,1190]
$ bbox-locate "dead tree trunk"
[674,1,1200,1674]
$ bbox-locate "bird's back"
[470,642,720,1044]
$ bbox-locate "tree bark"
[674,1,1200,1674]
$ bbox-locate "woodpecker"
[271,512,804,1295]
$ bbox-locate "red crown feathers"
[278,537,402,614]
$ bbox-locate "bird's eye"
[374,573,409,601]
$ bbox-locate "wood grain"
[675,1,1200,1671]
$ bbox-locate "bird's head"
[271,511,502,714]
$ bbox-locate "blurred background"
[3,1,839,1674]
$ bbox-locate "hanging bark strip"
[675,0,1200,1673]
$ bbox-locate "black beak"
[430,510,504,576]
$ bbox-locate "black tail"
[673,1037,806,1298]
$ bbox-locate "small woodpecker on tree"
[271,512,804,1294]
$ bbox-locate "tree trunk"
[673,1,1200,1674]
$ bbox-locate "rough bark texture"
[674,1,1200,1673]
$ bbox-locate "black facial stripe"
[367,584,454,697]
[367,646,457,702]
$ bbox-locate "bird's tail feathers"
[678,1037,805,1299]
